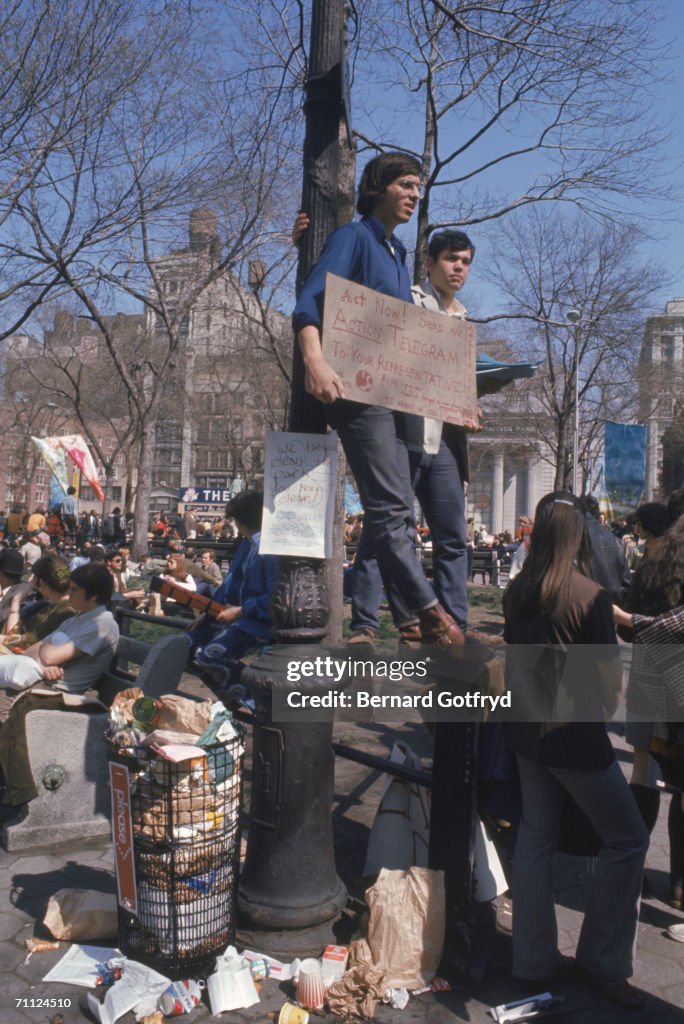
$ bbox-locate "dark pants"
[351,437,467,631]
[188,620,267,686]
[327,402,436,627]
[513,755,648,981]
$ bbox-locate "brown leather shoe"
[398,623,422,651]
[347,627,376,648]
[418,603,465,648]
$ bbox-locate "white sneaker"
[667,923,684,943]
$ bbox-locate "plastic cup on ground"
[296,957,326,1011]
[278,1003,310,1024]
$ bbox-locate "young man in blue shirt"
[293,152,464,652]
[350,231,478,644]
[187,490,277,688]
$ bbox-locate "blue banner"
[604,421,647,510]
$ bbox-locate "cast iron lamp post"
[237,0,353,957]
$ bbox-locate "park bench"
[1,631,190,852]
[148,536,239,568]
[470,547,512,585]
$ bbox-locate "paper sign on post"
[322,273,478,425]
[260,431,338,558]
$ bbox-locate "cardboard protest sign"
[260,431,338,558]
[322,273,478,425]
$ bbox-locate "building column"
[180,347,195,489]
[526,454,539,518]
[490,450,505,535]
[646,419,660,500]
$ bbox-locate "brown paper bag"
[111,687,145,723]
[43,888,118,941]
[155,694,213,734]
[366,866,445,989]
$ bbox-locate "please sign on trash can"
[108,723,243,979]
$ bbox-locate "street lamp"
[567,309,581,494]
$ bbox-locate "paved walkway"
[0,669,683,1022]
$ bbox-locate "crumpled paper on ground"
[326,939,388,1019]
[85,958,171,1024]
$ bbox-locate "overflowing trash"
[36,923,455,1022]
[107,690,244,979]
[29,714,457,1022]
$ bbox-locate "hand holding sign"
[322,273,478,426]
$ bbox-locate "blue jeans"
[513,755,648,981]
[327,402,436,627]
[351,437,468,631]
[189,621,267,687]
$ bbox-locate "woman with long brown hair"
[504,491,648,1009]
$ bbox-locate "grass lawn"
[342,582,503,639]
[128,617,186,645]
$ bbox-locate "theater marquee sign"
[322,273,478,427]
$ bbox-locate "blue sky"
[455,0,684,319]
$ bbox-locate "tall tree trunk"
[414,10,439,285]
[132,418,157,558]
[291,0,354,645]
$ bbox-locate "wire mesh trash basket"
[109,736,242,979]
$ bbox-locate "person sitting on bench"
[0,563,119,700]
[1,553,74,652]
[187,491,277,692]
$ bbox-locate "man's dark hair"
[200,548,215,560]
[580,494,601,520]
[427,230,475,261]
[70,562,114,604]
[66,486,77,495]
[635,501,669,538]
[357,152,422,217]
[226,490,264,533]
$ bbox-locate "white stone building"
[639,299,684,499]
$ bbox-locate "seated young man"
[187,491,277,691]
[0,563,119,696]
[192,548,224,598]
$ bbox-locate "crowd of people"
[0,489,277,702]
[1,152,682,1006]
[290,152,684,1008]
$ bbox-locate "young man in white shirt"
[351,231,479,645]
[0,562,119,694]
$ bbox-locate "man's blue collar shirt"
[293,215,413,332]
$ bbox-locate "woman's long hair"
[166,554,188,581]
[632,515,684,614]
[511,491,591,616]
